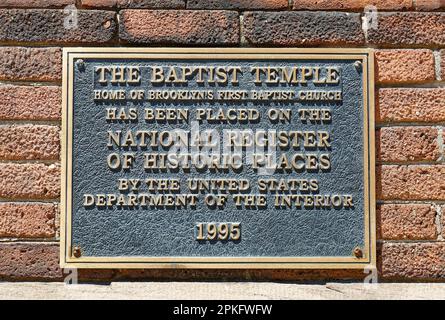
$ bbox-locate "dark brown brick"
[242,11,364,46]
[367,12,445,47]
[0,9,116,44]
[82,0,185,8]
[116,269,364,281]
[0,125,60,160]
[188,0,288,10]
[293,0,412,10]
[0,203,56,238]
[381,242,445,280]
[0,86,61,120]
[377,165,445,201]
[377,88,445,123]
[0,0,75,7]
[120,10,239,45]
[0,243,61,280]
[0,47,62,82]
[375,50,435,84]
[0,163,60,200]
[377,127,439,162]
[0,243,116,281]
[377,204,437,240]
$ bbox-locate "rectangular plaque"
[61,48,375,269]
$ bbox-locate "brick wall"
[0,0,444,282]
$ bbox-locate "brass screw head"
[75,59,85,72]
[354,60,362,72]
[72,246,82,258]
[353,247,363,258]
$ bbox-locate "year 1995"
[195,222,241,241]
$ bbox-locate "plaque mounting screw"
[354,60,362,72]
[72,246,82,258]
[75,59,85,72]
[353,247,363,258]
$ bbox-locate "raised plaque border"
[60,48,376,269]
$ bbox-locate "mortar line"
[377,200,445,205]
[438,127,445,162]
[434,50,443,81]
[0,198,60,203]
[0,239,59,244]
[435,205,443,240]
[376,122,445,128]
[0,159,60,164]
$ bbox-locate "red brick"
[0,9,116,44]
[0,243,61,280]
[375,50,435,84]
[368,12,445,46]
[0,0,75,7]
[82,0,185,8]
[188,0,288,9]
[0,163,60,200]
[380,242,445,280]
[0,47,61,82]
[377,127,439,162]
[0,86,61,121]
[0,203,56,238]
[0,125,60,160]
[377,204,437,240]
[415,0,445,10]
[377,88,445,123]
[119,10,239,45]
[243,11,364,46]
[293,0,412,10]
[377,165,445,201]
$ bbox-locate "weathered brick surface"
[0,47,61,82]
[0,163,60,200]
[377,88,445,123]
[0,243,116,281]
[377,165,445,201]
[120,10,239,45]
[293,0,412,10]
[375,50,435,84]
[368,13,445,47]
[0,125,60,160]
[415,0,445,10]
[377,204,437,240]
[188,0,288,9]
[243,11,364,46]
[0,86,61,120]
[0,203,56,238]
[0,9,116,44]
[377,127,439,162]
[380,243,445,280]
[81,0,185,8]
[0,0,75,7]
[0,243,61,280]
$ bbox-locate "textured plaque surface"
[61,48,375,269]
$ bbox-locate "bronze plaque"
[61,48,375,269]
